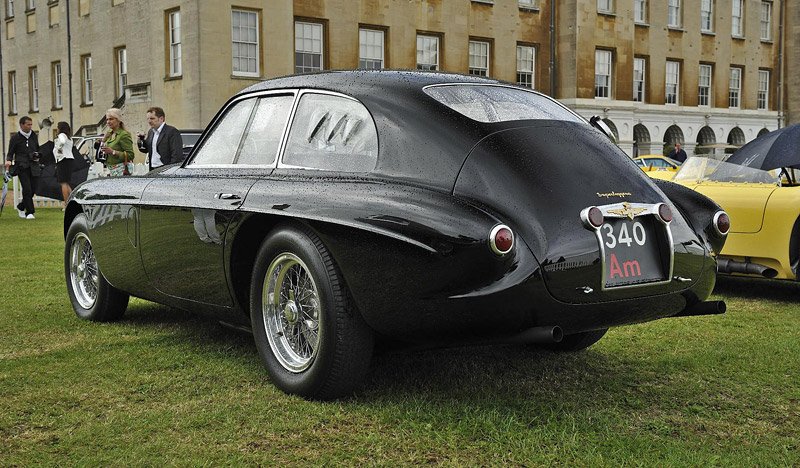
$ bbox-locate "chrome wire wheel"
[69,232,100,310]
[263,252,322,373]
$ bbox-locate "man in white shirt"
[137,107,184,171]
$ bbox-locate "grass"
[1,209,798,465]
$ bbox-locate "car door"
[139,92,296,306]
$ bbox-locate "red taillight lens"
[490,225,514,255]
[587,206,604,228]
[658,203,673,223]
[714,211,730,235]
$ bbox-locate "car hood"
[453,122,708,304]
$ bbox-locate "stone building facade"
[0,0,791,162]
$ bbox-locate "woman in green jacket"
[100,108,135,176]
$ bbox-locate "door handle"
[216,193,242,200]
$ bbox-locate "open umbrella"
[0,170,11,217]
[725,124,800,170]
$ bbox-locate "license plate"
[598,216,667,288]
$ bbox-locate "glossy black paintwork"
[67,71,724,342]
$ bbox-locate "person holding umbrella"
[4,116,40,219]
[53,121,75,208]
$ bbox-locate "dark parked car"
[64,71,730,399]
[179,129,203,159]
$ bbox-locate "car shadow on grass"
[714,275,800,302]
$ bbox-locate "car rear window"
[425,85,584,124]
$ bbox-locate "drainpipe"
[549,0,556,97]
[776,0,785,128]
[1,18,5,157]
[66,0,74,130]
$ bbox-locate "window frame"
[729,67,742,109]
[633,57,646,102]
[168,9,182,77]
[6,0,14,18]
[416,33,440,71]
[665,60,680,105]
[667,0,681,28]
[52,61,62,109]
[468,39,490,77]
[28,66,38,112]
[597,0,613,14]
[516,44,535,88]
[358,27,385,70]
[114,46,127,98]
[81,54,92,105]
[757,69,769,110]
[231,8,260,78]
[698,64,712,107]
[634,0,647,23]
[294,20,325,74]
[760,1,772,41]
[732,0,744,37]
[8,71,17,114]
[594,49,612,99]
[700,0,713,32]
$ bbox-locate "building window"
[295,21,323,74]
[634,0,646,23]
[516,45,534,88]
[82,55,92,105]
[468,40,489,76]
[25,0,32,10]
[668,0,681,27]
[52,61,62,108]
[29,66,38,112]
[633,57,645,102]
[358,28,384,69]
[518,0,539,8]
[698,64,712,107]
[732,0,743,37]
[761,2,772,41]
[48,2,58,26]
[757,70,769,110]
[6,0,13,17]
[665,60,680,104]
[115,47,127,98]
[594,49,612,98]
[701,0,713,32]
[416,34,439,71]
[597,0,612,14]
[8,71,17,114]
[729,67,741,108]
[168,10,182,77]
[232,9,259,77]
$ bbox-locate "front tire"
[65,213,129,321]
[539,329,608,352]
[250,224,373,400]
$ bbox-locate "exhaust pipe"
[505,325,564,344]
[672,300,726,318]
[717,258,777,278]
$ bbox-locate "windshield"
[673,157,780,185]
[424,85,585,124]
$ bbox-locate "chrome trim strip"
[581,202,675,291]
[488,224,514,256]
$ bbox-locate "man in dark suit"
[137,107,184,171]
[4,116,40,219]
[668,142,688,163]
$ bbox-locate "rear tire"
[65,214,129,321]
[250,224,373,400]
[539,329,608,352]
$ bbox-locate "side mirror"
[589,116,617,144]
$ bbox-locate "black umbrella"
[725,124,800,170]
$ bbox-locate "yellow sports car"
[634,155,681,180]
[669,157,792,279]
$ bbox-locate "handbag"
[6,163,17,177]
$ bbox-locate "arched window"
[758,127,771,137]
[633,123,650,157]
[695,126,716,155]
[663,124,684,156]
[727,127,745,154]
[602,118,619,141]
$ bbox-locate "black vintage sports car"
[64,71,730,399]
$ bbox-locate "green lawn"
[1,210,798,465]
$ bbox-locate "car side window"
[190,98,256,165]
[282,93,378,172]
[236,95,295,165]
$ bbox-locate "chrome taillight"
[489,224,514,256]
[580,206,604,230]
[657,203,673,223]
[713,211,730,236]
